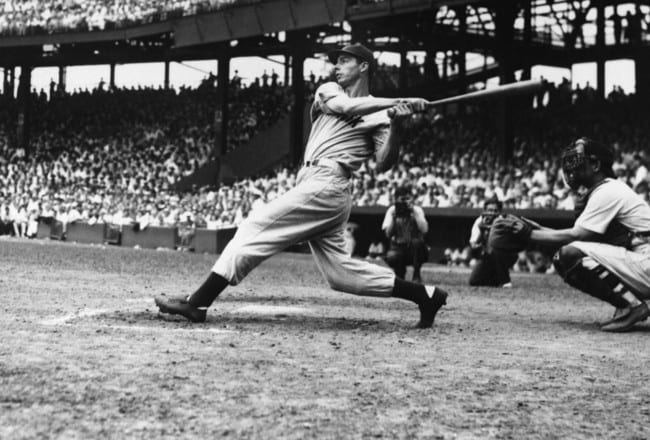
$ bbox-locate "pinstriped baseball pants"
[212,165,396,296]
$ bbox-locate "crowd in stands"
[0,0,255,36]
[1,74,649,273]
[0,75,292,237]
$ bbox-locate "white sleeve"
[412,206,428,233]
[381,207,395,233]
[575,183,623,234]
[314,82,345,115]
[469,217,482,246]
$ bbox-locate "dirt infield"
[1,238,649,439]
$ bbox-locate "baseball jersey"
[575,178,650,234]
[304,82,390,173]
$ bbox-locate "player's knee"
[552,245,585,278]
[325,275,360,295]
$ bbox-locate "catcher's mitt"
[487,214,534,253]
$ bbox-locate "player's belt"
[302,158,350,178]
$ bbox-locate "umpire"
[382,185,429,283]
[468,197,517,287]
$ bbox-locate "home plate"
[234,305,314,316]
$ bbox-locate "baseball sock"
[392,278,443,328]
[187,272,229,308]
[391,278,433,304]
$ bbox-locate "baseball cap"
[328,43,375,66]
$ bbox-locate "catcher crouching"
[489,137,650,332]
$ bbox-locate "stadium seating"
[0,78,292,238]
[0,0,255,36]
[0,79,648,263]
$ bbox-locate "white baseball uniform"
[570,178,650,297]
[212,82,396,296]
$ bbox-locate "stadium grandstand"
[1,0,649,263]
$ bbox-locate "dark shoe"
[599,307,631,327]
[600,303,649,332]
[416,287,448,329]
[155,295,207,323]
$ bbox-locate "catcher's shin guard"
[553,246,638,308]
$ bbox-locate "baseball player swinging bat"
[387,79,545,117]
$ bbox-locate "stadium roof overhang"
[0,0,478,48]
[0,0,648,68]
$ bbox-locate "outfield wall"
[36,208,574,260]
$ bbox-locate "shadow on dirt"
[552,319,650,333]
[116,311,427,332]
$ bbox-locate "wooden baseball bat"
[388,79,545,117]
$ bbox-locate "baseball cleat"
[155,295,207,323]
[599,307,632,327]
[416,287,448,329]
[600,302,649,333]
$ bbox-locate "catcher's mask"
[561,138,615,190]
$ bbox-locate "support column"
[522,0,532,80]
[58,66,67,94]
[456,5,467,92]
[494,2,517,84]
[423,48,439,96]
[493,2,519,160]
[350,23,364,45]
[164,60,170,90]
[109,63,116,89]
[288,31,307,167]
[424,49,439,82]
[217,55,230,158]
[10,67,15,95]
[596,0,605,99]
[635,54,650,100]
[285,55,291,86]
[16,66,32,157]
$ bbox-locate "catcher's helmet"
[561,137,615,189]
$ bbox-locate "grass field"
[1,237,649,439]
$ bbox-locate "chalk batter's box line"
[38,301,236,334]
